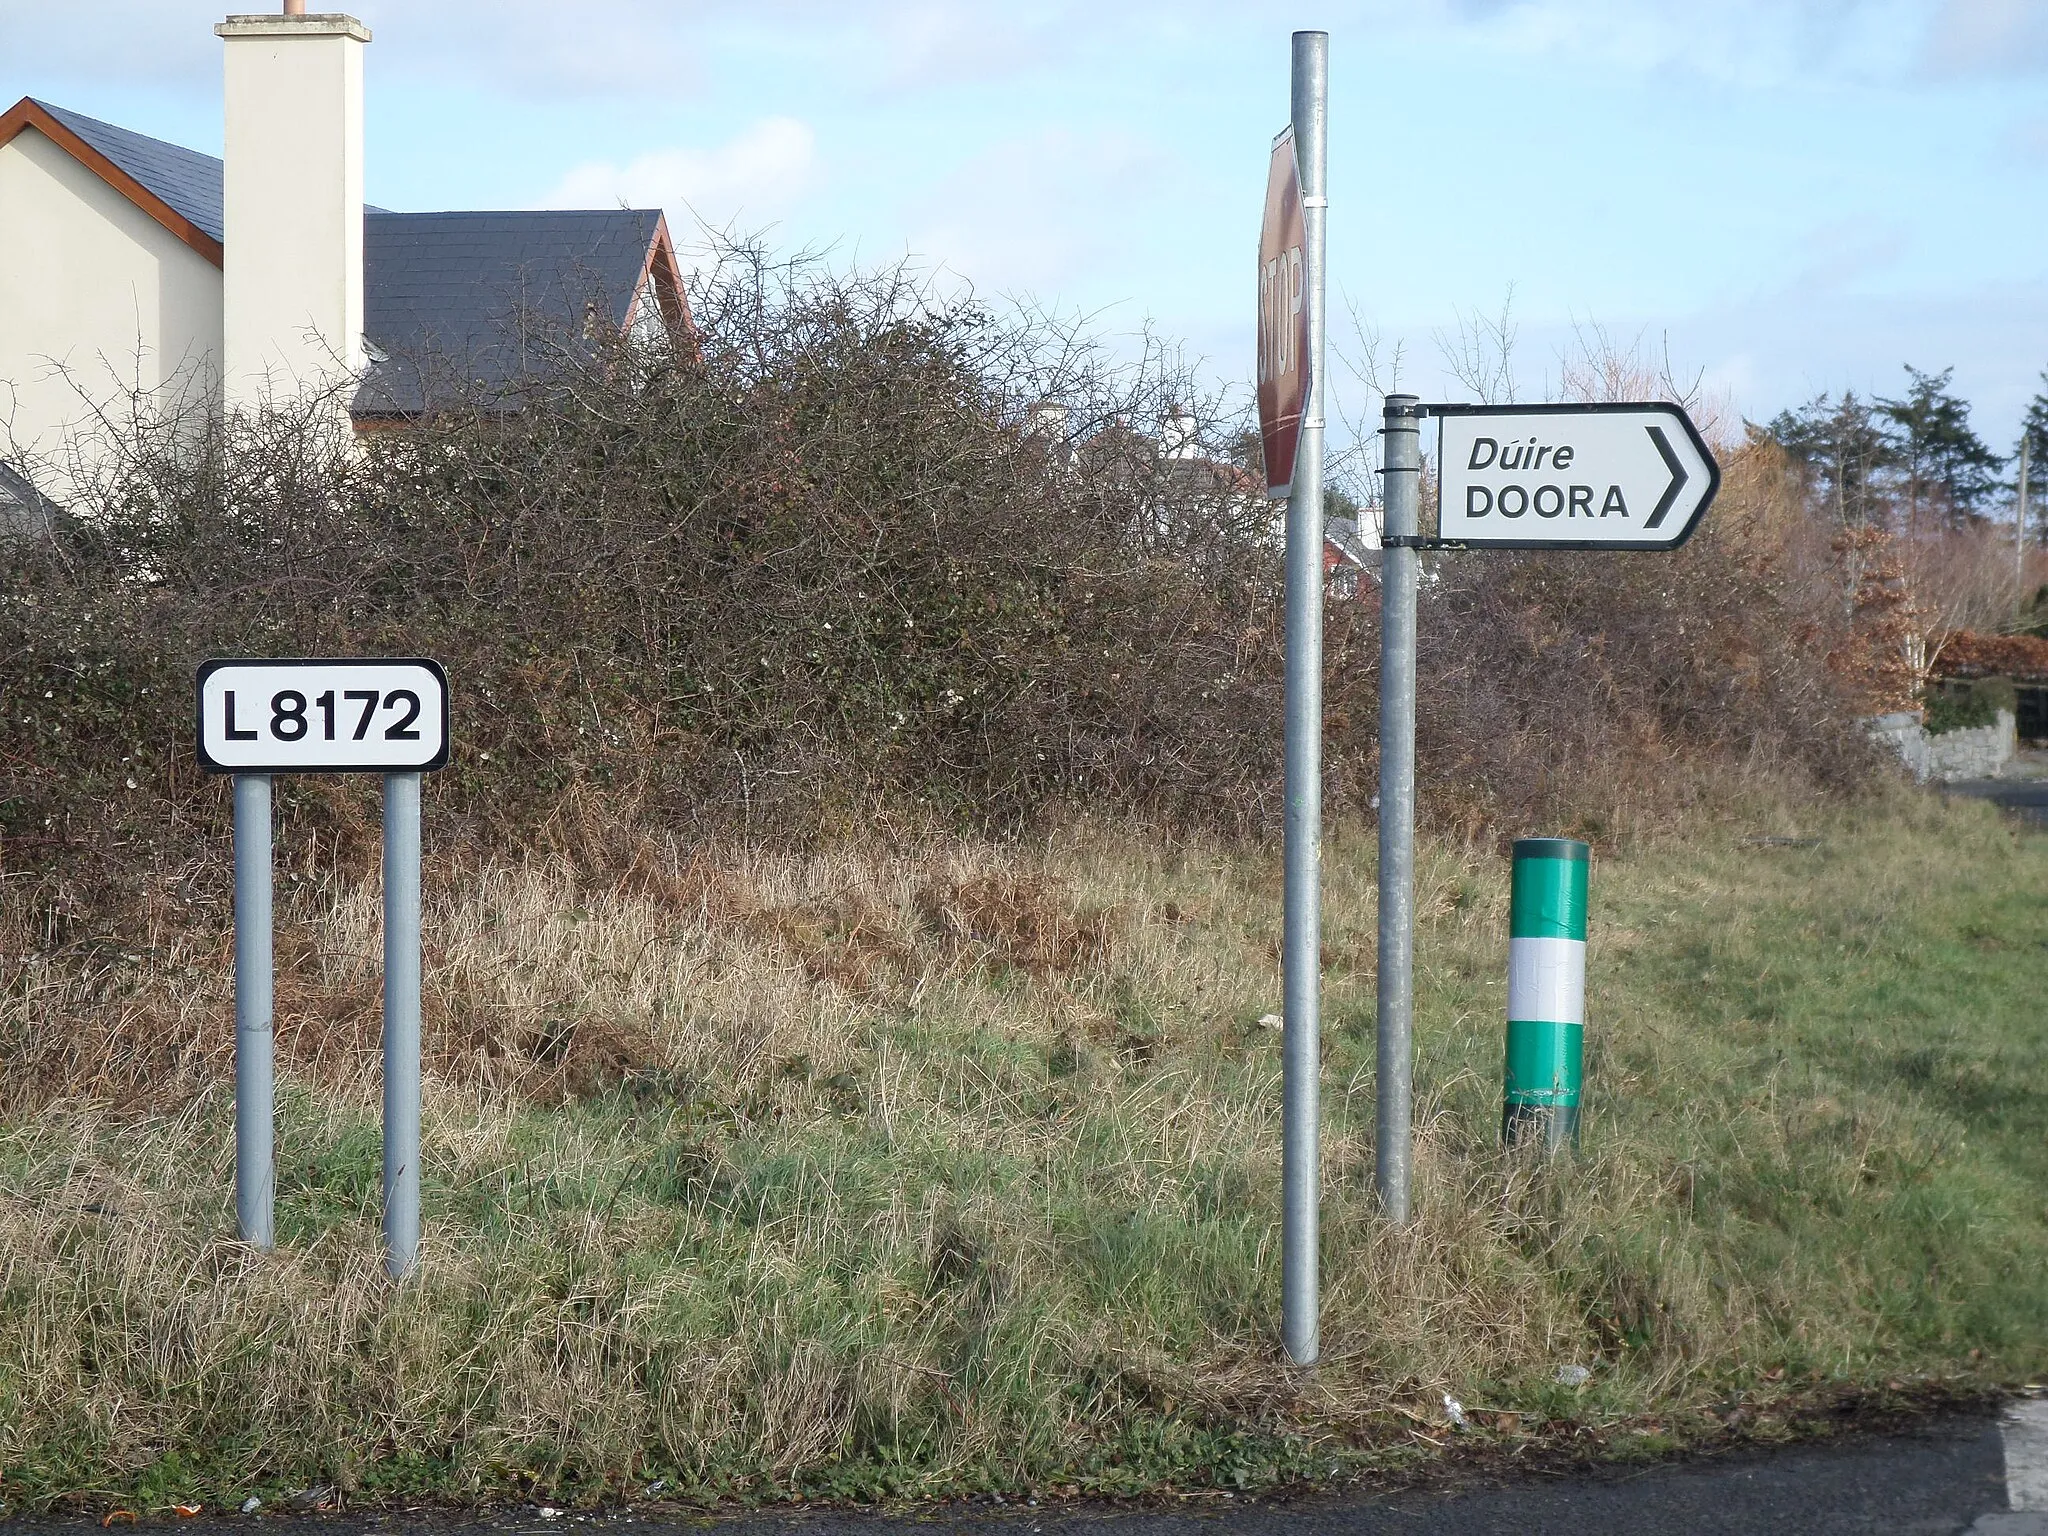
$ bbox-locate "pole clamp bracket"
[1379,534,1462,550]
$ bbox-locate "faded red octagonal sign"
[1257,126,1310,499]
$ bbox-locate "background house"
[1933,629,2048,744]
[0,9,688,505]
[1150,402,1381,587]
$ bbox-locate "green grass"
[0,789,2043,1510]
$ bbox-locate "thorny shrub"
[1405,438,1878,840]
[2,247,1872,937]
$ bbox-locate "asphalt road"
[688,1408,2039,1534]
[9,1406,2045,1536]
[1945,773,2048,826]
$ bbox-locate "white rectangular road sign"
[1433,402,1719,550]
[197,658,450,773]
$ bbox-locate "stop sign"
[1257,126,1310,499]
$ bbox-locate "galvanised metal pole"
[233,772,275,1250]
[1376,395,1421,1224]
[1501,838,1588,1154]
[382,770,423,1279]
[1281,27,1329,1369]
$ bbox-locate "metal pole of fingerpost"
[1376,395,1422,1225]
[1281,26,1329,1369]
[233,771,275,1250]
[382,770,424,1279]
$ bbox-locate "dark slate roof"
[0,459,57,541]
[20,102,668,418]
[354,209,663,416]
[31,98,225,244]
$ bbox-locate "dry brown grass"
[2,791,2043,1506]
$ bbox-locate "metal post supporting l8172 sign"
[1376,397,1421,1225]
[233,772,275,1250]
[203,658,449,1280]
[382,770,424,1280]
[1280,27,1328,1370]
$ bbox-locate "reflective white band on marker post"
[1506,937,1586,1026]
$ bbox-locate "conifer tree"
[1876,365,2002,528]
[1764,391,1892,525]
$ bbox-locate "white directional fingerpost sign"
[1434,403,1720,550]
[197,657,449,1280]
[1360,397,1718,1334]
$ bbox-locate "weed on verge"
[0,791,2042,1508]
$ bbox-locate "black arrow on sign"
[1644,424,1687,531]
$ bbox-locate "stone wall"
[1927,710,2018,781]
[1869,710,2017,783]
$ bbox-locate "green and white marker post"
[1503,837,1588,1152]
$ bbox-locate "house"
[0,456,55,538]
[1933,630,2048,744]
[1152,403,1381,590]
[0,7,689,504]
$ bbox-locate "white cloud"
[539,118,819,232]
[1511,278,2048,442]
[0,0,216,88]
[864,3,1076,91]
[1922,0,2048,77]
[11,0,2010,111]
[0,0,804,98]
[369,0,707,96]
[1473,0,2048,85]
[0,0,1055,101]
[1790,217,1912,292]
[901,128,1170,295]
[2004,113,2048,163]
[1416,0,1933,87]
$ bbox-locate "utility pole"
[2019,436,2031,584]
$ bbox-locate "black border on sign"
[195,657,453,775]
[1423,401,1721,551]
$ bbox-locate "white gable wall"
[0,124,224,498]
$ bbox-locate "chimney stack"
[215,9,371,410]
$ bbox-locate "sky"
[8,0,2048,457]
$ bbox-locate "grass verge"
[2,788,2043,1509]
